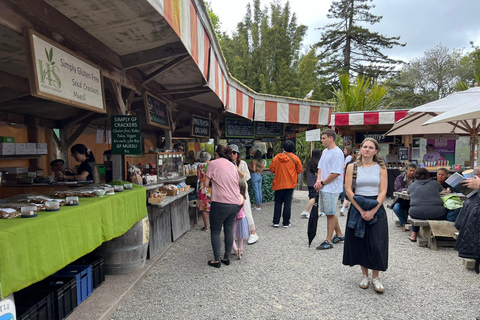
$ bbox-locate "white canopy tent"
[386,87,480,165]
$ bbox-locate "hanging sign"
[255,122,284,137]
[191,115,210,138]
[144,91,170,129]
[305,129,321,142]
[26,29,105,112]
[112,116,142,155]
[225,118,255,138]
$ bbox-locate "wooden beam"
[61,118,94,153]
[143,55,189,84]
[125,90,136,114]
[178,98,223,115]
[108,79,126,115]
[0,70,30,91]
[121,41,188,69]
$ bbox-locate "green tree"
[332,73,389,112]
[298,48,333,100]
[316,0,404,80]
[204,1,222,37]
[219,0,308,98]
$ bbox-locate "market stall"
[0,184,147,299]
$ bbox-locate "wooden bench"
[407,218,457,250]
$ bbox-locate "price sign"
[112,115,142,155]
[144,91,170,129]
[191,115,210,138]
[255,122,284,137]
[225,118,255,138]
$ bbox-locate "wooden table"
[393,191,467,201]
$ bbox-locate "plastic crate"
[52,265,92,305]
[47,277,78,320]
[14,289,54,320]
[73,254,105,289]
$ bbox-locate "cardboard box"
[15,143,26,150]
[26,143,36,149]
[0,149,15,155]
[37,148,48,155]
[28,171,37,178]
[0,143,15,149]
[25,149,37,155]
[0,167,28,174]
[0,136,14,143]
[15,149,29,155]
[37,143,47,149]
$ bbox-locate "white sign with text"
[305,129,321,142]
[30,32,105,112]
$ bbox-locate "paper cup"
[463,169,475,179]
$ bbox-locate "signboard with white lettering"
[26,29,105,113]
[112,116,142,155]
[191,115,210,138]
[144,91,170,129]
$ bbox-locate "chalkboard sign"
[255,121,284,137]
[225,118,255,138]
[398,147,409,160]
[227,138,254,145]
[112,115,142,155]
[191,115,210,138]
[144,91,170,129]
[261,137,277,143]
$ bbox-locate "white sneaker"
[372,277,385,293]
[305,212,310,219]
[301,211,309,218]
[252,207,258,211]
[359,275,370,289]
[256,207,261,210]
[318,211,326,217]
[247,233,259,244]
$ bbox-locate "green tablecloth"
[0,184,148,299]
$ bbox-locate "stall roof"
[0,0,332,126]
[330,110,408,129]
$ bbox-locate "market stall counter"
[146,180,194,259]
[0,184,148,299]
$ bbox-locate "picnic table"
[393,191,467,201]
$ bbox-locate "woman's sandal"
[409,237,417,242]
[237,250,243,260]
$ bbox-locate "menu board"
[398,147,409,160]
[144,91,170,129]
[255,121,284,137]
[225,118,255,138]
[112,115,142,155]
[226,138,254,145]
[191,115,210,138]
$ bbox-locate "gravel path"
[111,191,480,320]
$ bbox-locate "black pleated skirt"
[342,196,389,271]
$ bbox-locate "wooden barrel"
[96,216,149,275]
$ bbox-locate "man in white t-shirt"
[314,129,345,250]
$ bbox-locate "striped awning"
[255,100,332,125]
[330,110,408,126]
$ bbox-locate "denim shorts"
[308,186,318,199]
[319,192,340,216]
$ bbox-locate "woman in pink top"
[205,145,244,268]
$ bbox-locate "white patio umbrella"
[422,86,480,166]
[386,86,480,165]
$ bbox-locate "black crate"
[15,289,54,320]
[47,277,78,320]
[15,276,77,320]
[73,254,105,289]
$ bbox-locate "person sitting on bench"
[407,168,447,242]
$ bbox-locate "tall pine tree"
[316,0,405,80]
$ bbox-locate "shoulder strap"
[284,152,298,170]
[352,163,357,190]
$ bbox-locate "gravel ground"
[111,191,480,320]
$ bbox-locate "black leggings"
[210,202,242,261]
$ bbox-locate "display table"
[0,184,148,299]
[147,189,194,258]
